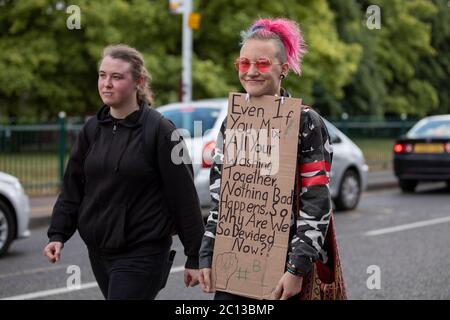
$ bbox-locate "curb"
[366,180,398,191]
[27,181,399,230]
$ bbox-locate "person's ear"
[280,63,289,79]
[135,76,145,89]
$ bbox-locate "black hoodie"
[47,104,204,269]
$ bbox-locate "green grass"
[1,139,394,196]
[0,153,67,196]
[353,138,395,171]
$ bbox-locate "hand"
[43,241,64,263]
[270,272,303,300]
[199,268,215,293]
[184,268,200,287]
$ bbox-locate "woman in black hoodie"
[43,44,204,300]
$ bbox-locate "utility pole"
[169,0,199,102]
[181,0,192,102]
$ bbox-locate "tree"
[416,0,450,115]
[328,0,440,118]
[327,0,386,118]
[2,0,442,121]
[0,0,233,121]
[195,0,362,117]
[376,0,438,117]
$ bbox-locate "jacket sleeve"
[47,123,90,243]
[157,117,205,269]
[288,107,333,275]
[198,120,225,269]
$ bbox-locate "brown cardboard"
[212,92,301,300]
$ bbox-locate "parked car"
[323,118,369,210]
[0,171,30,256]
[393,114,450,192]
[157,99,368,213]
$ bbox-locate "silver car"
[158,99,368,213]
[0,171,30,256]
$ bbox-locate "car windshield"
[408,119,450,138]
[160,107,221,137]
[323,120,341,144]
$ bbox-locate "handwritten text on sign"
[212,93,301,299]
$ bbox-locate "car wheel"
[398,179,417,193]
[0,200,15,257]
[335,169,361,211]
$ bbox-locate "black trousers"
[88,250,174,300]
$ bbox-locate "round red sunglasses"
[234,57,282,73]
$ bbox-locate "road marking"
[365,216,450,236]
[169,266,185,273]
[1,282,100,300]
[0,265,68,279]
[1,265,185,300]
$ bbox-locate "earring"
[280,74,286,80]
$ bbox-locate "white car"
[323,118,369,210]
[0,171,30,256]
[157,99,368,213]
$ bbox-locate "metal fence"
[328,118,417,139]
[0,116,416,196]
[0,116,81,196]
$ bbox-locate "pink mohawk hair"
[242,18,307,75]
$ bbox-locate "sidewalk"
[29,195,57,229]
[28,170,398,229]
[365,170,397,190]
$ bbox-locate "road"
[1,183,450,300]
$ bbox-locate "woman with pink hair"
[198,18,342,300]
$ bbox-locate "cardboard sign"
[212,92,301,300]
